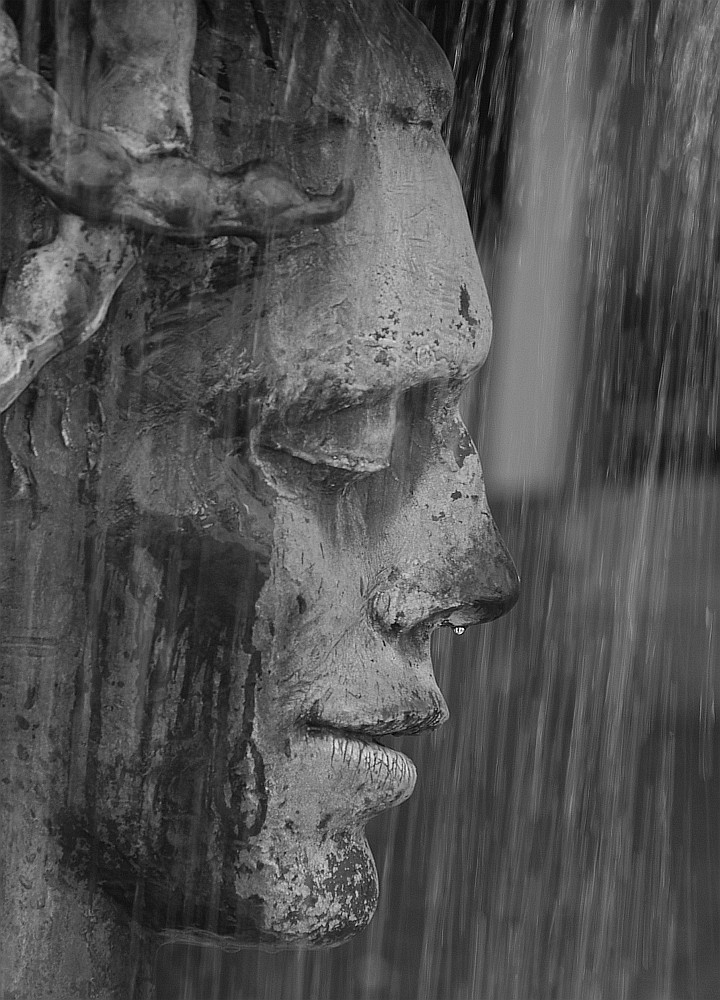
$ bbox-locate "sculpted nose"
[370,510,519,637]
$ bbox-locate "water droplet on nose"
[452,626,466,636]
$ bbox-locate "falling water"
[151,1,720,997]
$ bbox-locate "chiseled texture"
[0,215,136,413]
[0,2,518,998]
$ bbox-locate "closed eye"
[254,379,457,492]
[257,395,398,476]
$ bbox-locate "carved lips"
[305,725,417,817]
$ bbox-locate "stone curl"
[0,12,353,239]
[0,7,353,414]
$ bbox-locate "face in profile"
[5,0,518,948]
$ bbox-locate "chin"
[148,828,380,949]
[253,828,380,947]
[65,732,398,945]
[63,813,381,948]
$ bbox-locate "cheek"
[107,417,275,559]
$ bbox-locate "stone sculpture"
[0,1,518,997]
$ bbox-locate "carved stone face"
[7,0,517,947]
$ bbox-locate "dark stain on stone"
[450,490,462,500]
[459,283,478,328]
[453,431,475,469]
[216,58,231,97]
[59,256,100,346]
[250,0,278,69]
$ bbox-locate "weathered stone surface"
[0,1,518,996]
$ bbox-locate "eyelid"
[259,395,397,474]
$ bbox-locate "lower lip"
[306,728,417,813]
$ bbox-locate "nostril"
[430,591,518,634]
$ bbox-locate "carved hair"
[0,2,352,413]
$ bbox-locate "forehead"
[191,139,491,428]
[178,1,490,420]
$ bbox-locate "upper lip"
[302,707,447,739]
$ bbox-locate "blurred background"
[157,1,720,996]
